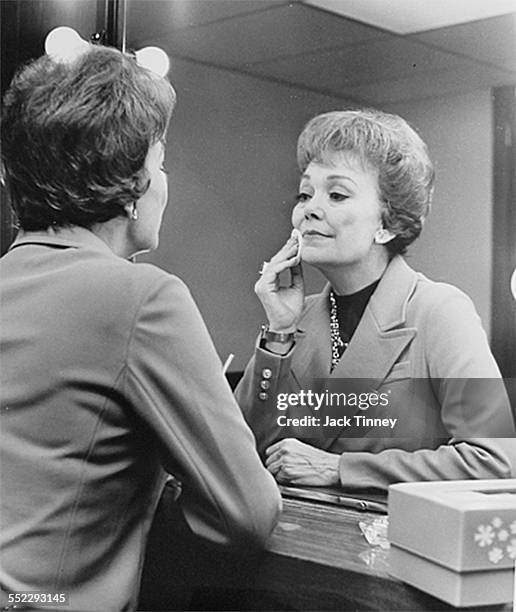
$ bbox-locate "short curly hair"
[1,45,176,230]
[297,109,435,255]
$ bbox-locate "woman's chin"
[300,250,331,267]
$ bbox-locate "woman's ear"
[374,228,395,244]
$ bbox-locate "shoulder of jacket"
[84,256,189,304]
[409,272,475,315]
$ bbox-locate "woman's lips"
[303,230,332,239]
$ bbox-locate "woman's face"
[129,141,168,255]
[291,153,385,269]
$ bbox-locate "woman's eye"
[160,165,169,175]
[295,192,311,203]
[329,192,349,202]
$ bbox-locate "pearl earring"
[374,229,386,244]
[131,204,138,221]
[374,228,394,244]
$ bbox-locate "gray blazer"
[236,255,516,489]
[0,227,280,612]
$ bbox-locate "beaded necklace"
[329,290,349,373]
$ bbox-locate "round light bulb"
[135,46,170,77]
[511,267,516,301]
[45,26,88,63]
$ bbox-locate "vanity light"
[44,27,170,77]
[134,46,170,77]
[44,27,88,63]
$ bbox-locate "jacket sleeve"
[125,273,281,547]
[339,289,516,490]
[235,339,299,457]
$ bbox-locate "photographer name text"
[277,414,397,429]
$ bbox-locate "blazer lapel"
[291,286,332,385]
[333,255,418,386]
[297,257,418,451]
[293,256,419,387]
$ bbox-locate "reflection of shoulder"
[410,274,498,378]
[411,273,474,313]
[408,273,482,339]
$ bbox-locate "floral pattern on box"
[473,517,516,564]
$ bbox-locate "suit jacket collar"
[9,226,115,256]
[293,255,418,384]
[367,254,418,332]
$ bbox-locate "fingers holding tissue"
[254,229,305,333]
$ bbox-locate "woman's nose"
[303,199,323,220]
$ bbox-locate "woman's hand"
[265,438,340,486]
[255,234,304,333]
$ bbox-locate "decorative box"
[388,479,516,607]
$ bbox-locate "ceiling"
[126,0,516,105]
[304,0,516,34]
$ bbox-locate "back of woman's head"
[297,109,435,255]
[1,45,176,230]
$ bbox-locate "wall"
[142,58,494,368]
[386,90,493,337]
